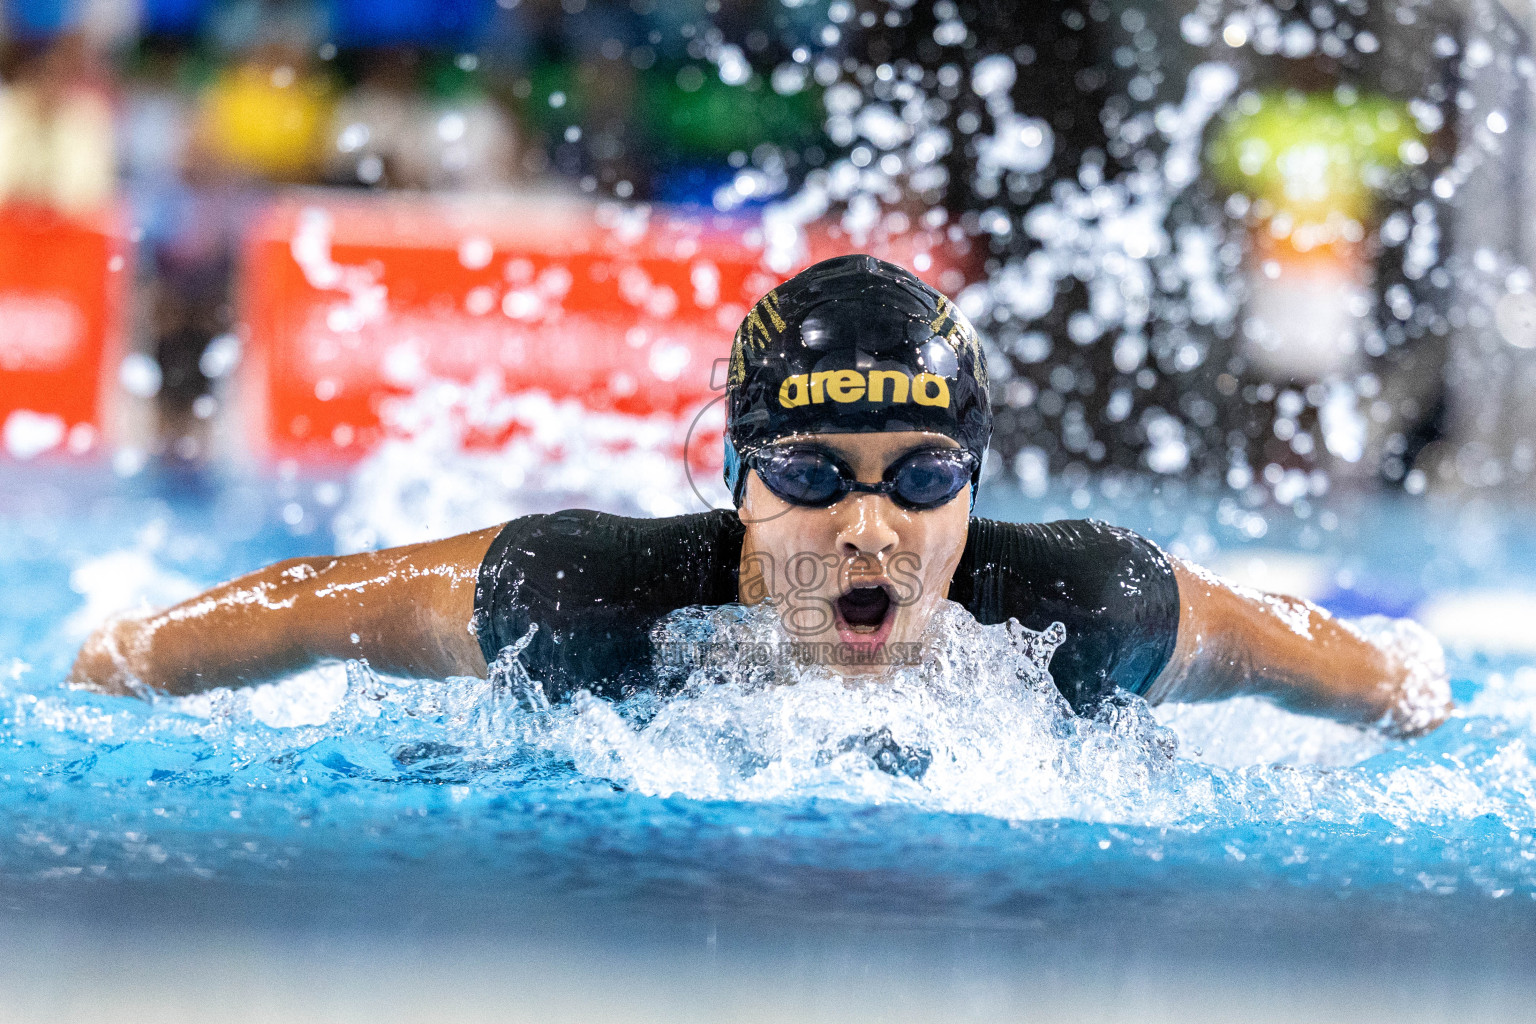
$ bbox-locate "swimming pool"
[2,456,1534,1022]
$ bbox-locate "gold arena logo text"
[777,369,951,408]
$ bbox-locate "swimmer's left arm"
[1143,558,1452,736]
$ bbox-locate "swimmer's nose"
[834,492,899,560]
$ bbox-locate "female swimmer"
[71,255,1451,736]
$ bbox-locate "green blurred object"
[520,60,590,130]
[1207,89,1424,222]
[639,63,822,156]
[519,58,820,158]
[424,55,482,101]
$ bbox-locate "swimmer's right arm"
[68,526,502,696]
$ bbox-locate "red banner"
[0,205,128,459]
[239,193,970,462]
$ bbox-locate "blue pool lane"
[0,462,1533,1008]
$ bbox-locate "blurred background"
[2,0,1535,512]
[6,5,1536,1019]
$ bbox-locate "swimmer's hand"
[1347,614,1452,738]
[68,616,152,696]
[1147,558,1452,737]
[65,526,501,698]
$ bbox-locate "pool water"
[1,457,1534,1019]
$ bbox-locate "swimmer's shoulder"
[970,515,1178,616]
[480,507,743,603]
[962,516,1154,559]
[956,516,1180,709]
[482,509,740,574]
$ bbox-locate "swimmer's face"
[737,431,971,673]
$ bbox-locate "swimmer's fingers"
[67,619,150,698]
[1375,656,1453,739]
[1349,615,1453,738]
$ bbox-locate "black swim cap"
[723,254,991,506]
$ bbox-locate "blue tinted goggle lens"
[890,450,973,508]
[752,446,973,511]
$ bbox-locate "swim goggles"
[748,444,976,511]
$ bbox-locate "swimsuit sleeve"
[950,518,1181,712]
[474,509,743,701]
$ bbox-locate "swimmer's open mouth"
[836,585,893,632]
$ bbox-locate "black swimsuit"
[474,510,1181,713]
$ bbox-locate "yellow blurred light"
[1206,89,1422,227]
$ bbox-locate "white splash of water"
[517,601,1509,827]
[971,54,1055,187]
[333,380,722,551]
[177,663,350,729]
[965,63,1240,359]
[1156,697,1388,768]
[1465,666,1536,731]
[759,50,954,271]
[533,603,1186,821]
[290,206,388,334]
[63,530,201,641]
[1348,613,1452,737]
[163,600,1494,832]
[23,589,1532,835]
[3,410,67,460]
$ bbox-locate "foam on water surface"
[11,574,1536,897]
[19,387,1529,902]
[332,385,722,552]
